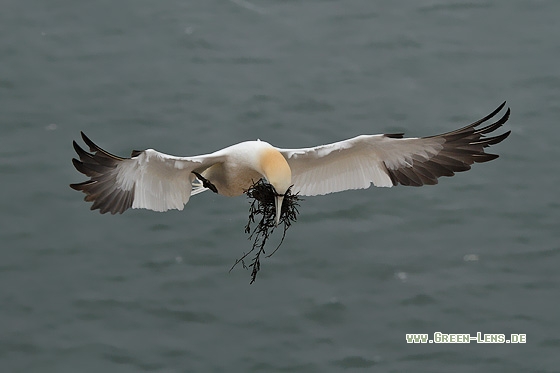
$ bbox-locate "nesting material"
[230,179,301,283]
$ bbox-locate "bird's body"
[71,102,511,225]
[198,140,291,197]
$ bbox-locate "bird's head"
[259,148,292,226]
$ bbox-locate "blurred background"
[1,0,558,372]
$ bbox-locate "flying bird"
[70,102,511,226]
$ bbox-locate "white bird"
[70,102,511,225]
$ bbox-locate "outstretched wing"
[70,132,223,214]
[278,102,511,196]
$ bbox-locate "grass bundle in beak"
[230,179,301,283]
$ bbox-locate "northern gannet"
[70,102,511,226]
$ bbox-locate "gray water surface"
[1,1,559,372]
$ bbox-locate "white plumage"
[71,102,511,224]
[279,134,445,195]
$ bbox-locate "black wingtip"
[478,101,507,126]
[498,107,511,125]
[80,131,96,152]
[71,157,81,169]
[491,130,512,145]
[76,132,126,160]
[384,133,405,139]
[73,140,87,157]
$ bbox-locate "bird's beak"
[274,195,284,226]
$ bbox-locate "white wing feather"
[117,150,219,212]
[72,103,510,211]
[277,103,511,196]
[71,133,223,214]
[278,135,444,196]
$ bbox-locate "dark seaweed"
[230,179,301,283]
